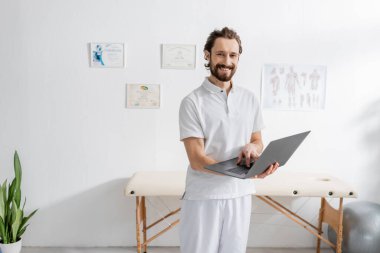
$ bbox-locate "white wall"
[1,0,380,247]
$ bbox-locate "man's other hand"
[253,162,279,179]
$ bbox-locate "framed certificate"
[90,43,125,68]
[126,84,161,109]
[161,44,196,69]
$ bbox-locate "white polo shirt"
[179,78,264,200]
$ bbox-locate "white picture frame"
[90,43,125,68]
[161,44,196,69]
[126,84,161,109]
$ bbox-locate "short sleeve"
[179,97,204,141]
[252,94,265,133]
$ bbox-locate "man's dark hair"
[204,27,243,69]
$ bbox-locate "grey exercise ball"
[328,201,380,253]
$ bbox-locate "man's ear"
[204,50,210,61]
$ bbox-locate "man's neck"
[208,75,232,93]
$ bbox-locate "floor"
[23,247,334,253]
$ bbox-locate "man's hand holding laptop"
[237,143,279,179]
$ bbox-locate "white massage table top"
[125,171,357,198]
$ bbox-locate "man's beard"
[209,61,236,82]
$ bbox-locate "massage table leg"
[135,196,181,253]
[336,198,343,253]
[316,197,344,253]
[136,196,148,253]
[136,197,142,253]
[142,197,147,253]
[316,198,323,253]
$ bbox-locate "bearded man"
[179,27,279,253]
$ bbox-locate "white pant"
[179,195,252,253]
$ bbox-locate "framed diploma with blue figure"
[90,43,125,68]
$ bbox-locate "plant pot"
[0,239,22,253]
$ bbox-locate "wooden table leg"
[136,197,142,253]
[316,198,325,253]
[142,197,147,253]
[336,198,343,253]
[316,197,344,253]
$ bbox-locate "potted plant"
[0,151,37,253]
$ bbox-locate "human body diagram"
[263,64,326,110]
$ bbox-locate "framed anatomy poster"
[262,64,327,111]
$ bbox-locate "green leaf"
[0,216,7,243]
[22,197,26,211]
[11,200,18,226]
[2,181,8,207]
[4,214,10,243]
[0,180,7,219]
[5,204,12,230]
[17,224,28,238]
[7,179,16,206]
[19,209,37,232]
[13,151,22,190]
[14,189,21,208]
[13,152,22,209]
[11,203,22,242]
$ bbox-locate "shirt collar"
[202,77,236,94]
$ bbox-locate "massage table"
[125,171,357,253]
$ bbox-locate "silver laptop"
[205,131,310,179]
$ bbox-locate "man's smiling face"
[206,38,240,82]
